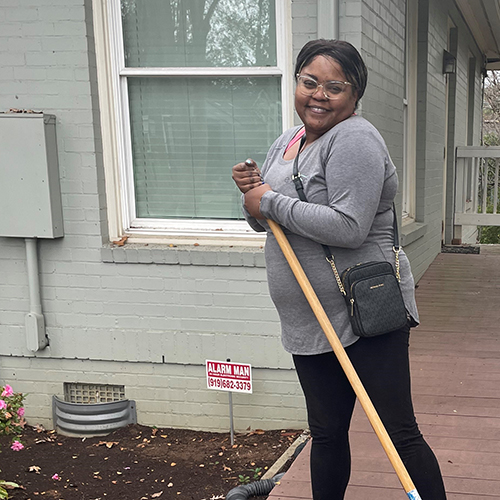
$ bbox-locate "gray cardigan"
[244,115,419,354]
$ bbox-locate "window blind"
[129,76,281,219]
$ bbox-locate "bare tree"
[484,70,500,145]
[121,0,275,68]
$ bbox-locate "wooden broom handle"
[267,219,422,500]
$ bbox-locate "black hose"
[225,473,285,500]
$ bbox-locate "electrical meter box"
[0,113,63,238]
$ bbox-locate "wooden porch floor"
[268,250,500,499]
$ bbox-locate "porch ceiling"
[456,0,500,70]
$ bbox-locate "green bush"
[479,225,500,244]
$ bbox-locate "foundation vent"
[64,383,125,404]
[53,383,136,437]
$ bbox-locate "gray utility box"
[0,113,63,238]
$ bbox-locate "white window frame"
[92,0,293,243]
[402,0,417,222]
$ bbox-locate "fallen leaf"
[151,492,163,498]
[29,465,42,473]
[167,483,173,488]
[114,236,128,246]
[1,482,25,491]
[94,441,119,449]
[34,438,52,444]
[170,462,176,467]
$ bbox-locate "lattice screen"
[63,383,125,404]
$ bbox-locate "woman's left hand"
[244,184,272,219]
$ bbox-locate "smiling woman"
[232,39,448,500]
[294,55,358,145]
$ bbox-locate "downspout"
[317,0,339,39]
[25,238,48,352]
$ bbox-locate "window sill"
[400,221,427,247]
[101,241,266,267]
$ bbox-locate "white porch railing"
[454,146,500,241]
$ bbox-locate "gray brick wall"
[357,0,406,169]
[0,0,312,432]
[292,0,318,60]
[336,0,484,274]
[0,357,306,432]
[0,0,488,432]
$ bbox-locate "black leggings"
[293,325,447,500]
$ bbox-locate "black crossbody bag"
[291,135,408,338]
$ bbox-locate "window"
[402,0,417,220]
[94,0,292,240]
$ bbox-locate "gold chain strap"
[327,248,401,296]
[393,246,401,282]
[326,256,346,296]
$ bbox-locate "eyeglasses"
[296,75,354,99]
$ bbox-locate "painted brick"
[5,8,39,22]
[0,0,486,432]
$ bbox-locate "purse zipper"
[341,262,365,288]
[350,298,354,316]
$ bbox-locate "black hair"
[294,39,368,106]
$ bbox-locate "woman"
[232,39,447,499]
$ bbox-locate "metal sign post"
[228,389,234,445]
[206,358,252,445]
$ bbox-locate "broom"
[266,218,422,500]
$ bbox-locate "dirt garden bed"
[0,423,303,500]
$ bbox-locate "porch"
[268,247,500,499]
[454,146,500,243]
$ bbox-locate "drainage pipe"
[225,473,285,500]
[25,238,48,352]
[318,0,339,40]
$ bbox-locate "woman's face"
[295,55,358,141]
